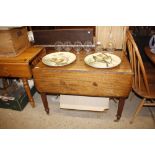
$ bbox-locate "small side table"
[0,46,46,107]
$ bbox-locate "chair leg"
[130,98,146,124]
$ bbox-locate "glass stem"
[109,26,112,40]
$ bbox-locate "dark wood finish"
[126,31,155,123]
[115,98,125,121]
[144,47,155,64]
[33,29,94,45]
[40,93,49,114]
[33,50,133,120]
[54,26,96,35]
[0,46,46,107]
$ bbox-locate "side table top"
[0,46,44,63]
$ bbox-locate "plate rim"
[42,51,76,67]
[150,48,155,54]
[84,52,122,68]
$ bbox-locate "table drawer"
[30,48,46,68]
[0,63,32,78]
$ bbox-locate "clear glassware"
[106,27,115,53]
[106,40,115,53]
[63,41,72,52]
[95,41,103,53]
[54,41,63,52]
[84,41,93,54]
[74,41,82,54]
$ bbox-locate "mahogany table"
[144,47,155,64]
[33,51,133,121]
[0,46,46,107]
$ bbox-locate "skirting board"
[60,95,109,111]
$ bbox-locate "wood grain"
[33,51,133,97]
[22,78,35,107]
[126,30,155,123]
[0,47,46,78]
[0,46,46,107]
[33,50,133,120]
[0,27,30,57]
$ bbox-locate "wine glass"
[74,41,82,54]
[95,41,104,53]
[54,41,63,52]
[63,41,72,52]
[106,27,115,53]
[106,40,115,53]
[84,41,93,54]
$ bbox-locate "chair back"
[126,30,150,95]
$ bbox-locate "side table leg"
[22,78,35,108]
[40,93,49,114]
[114,98,125,122]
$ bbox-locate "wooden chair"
[126,30,155,123]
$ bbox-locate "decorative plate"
[150,48,155,54]
[84,52,121,68]
[42,52,76,66]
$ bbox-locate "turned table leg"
[114,97,125,122]
[40,93,49,114]
[22,78,35,107]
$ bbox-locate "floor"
[0,92,155,129]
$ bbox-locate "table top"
[35,50,132,74]
[144,47,155,64]
[0,46,44,63]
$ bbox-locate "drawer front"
[0,63,32,78]
[30,48,46,68]
[33,70,132,97]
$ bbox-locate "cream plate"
[151,48,155,54]
[84,52,121,68]
[42,52,76,66]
